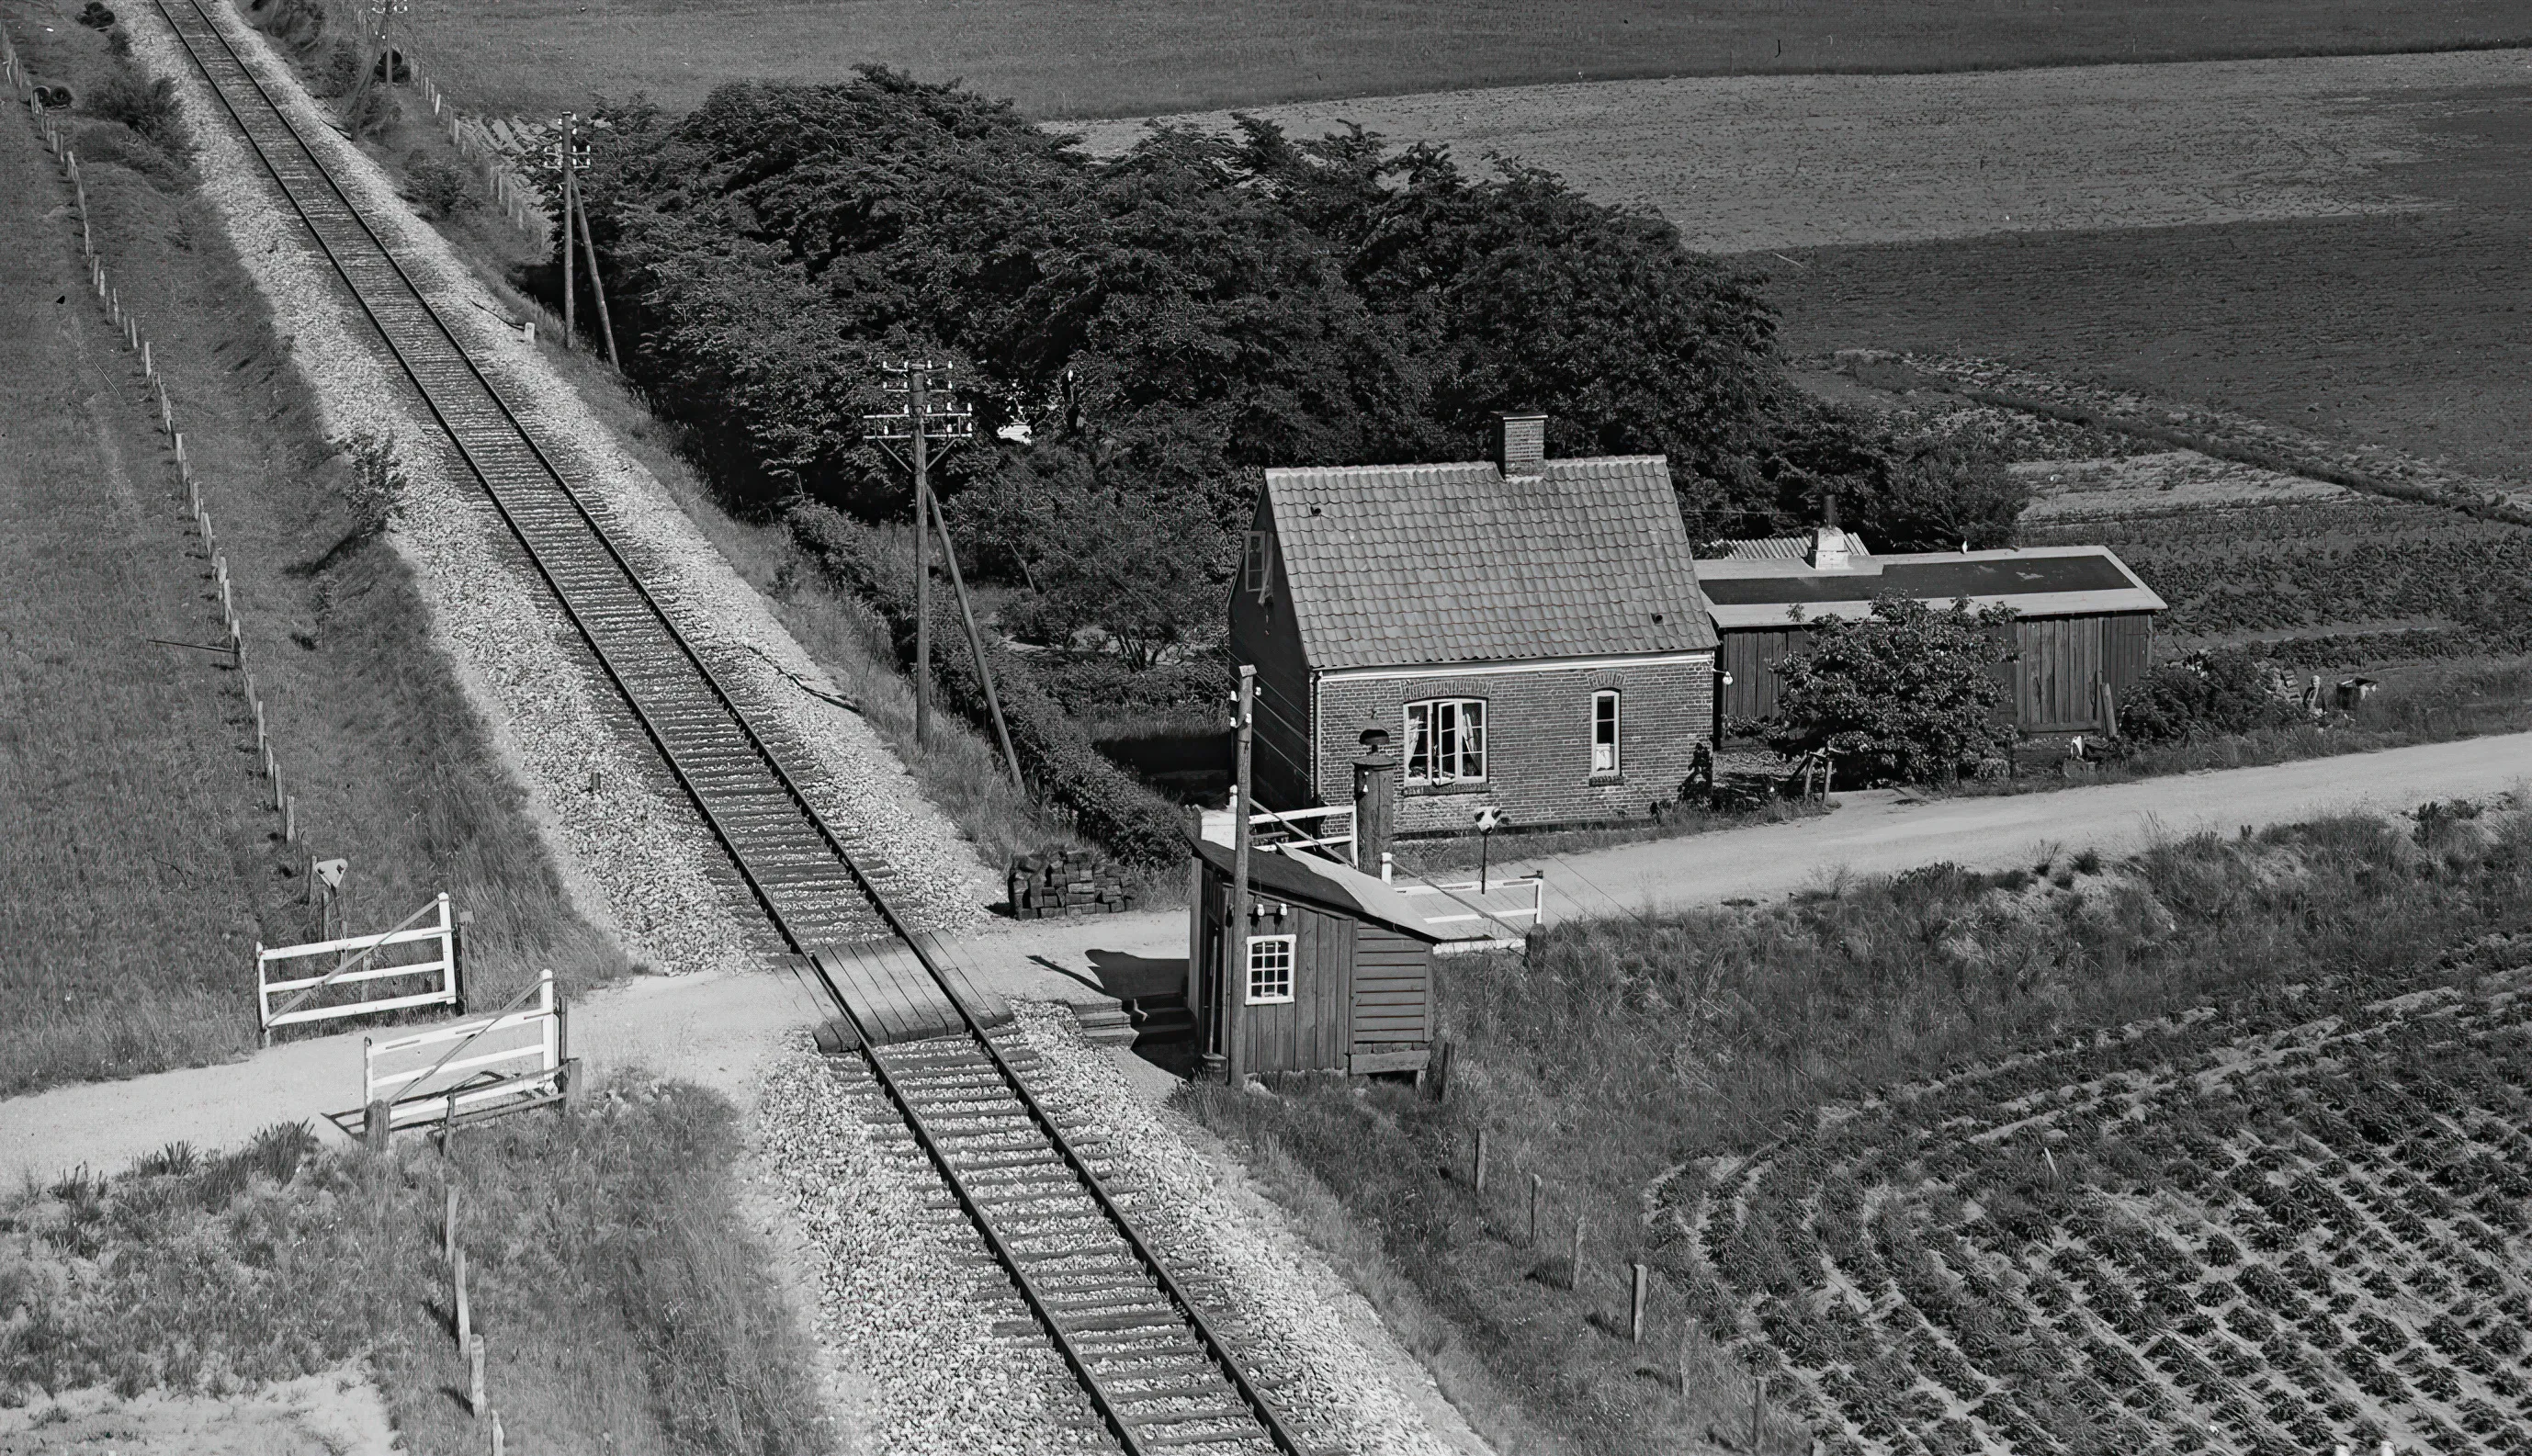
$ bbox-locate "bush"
[1761,594,2017,785]
[243,0,327,57]
[2119,649,2307,745]
[81,71,181,152]
[405,153,475,219]
[335,431,407,539]
[786,503,1185,865]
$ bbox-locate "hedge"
[785,502,1188,867]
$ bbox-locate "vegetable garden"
[1674,945,2532,1454]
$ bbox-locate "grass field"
[0,1078,831,1456]
[390,0,2532,119]
[1765,79,2532,487]
[0,0,624,1094]
[1188,806,2532,1456]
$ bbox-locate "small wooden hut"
[1186,835,1497,1081]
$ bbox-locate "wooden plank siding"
[1351,924,1430,1048]
[1720,611,2155,737]
[1230,903,1354,1075]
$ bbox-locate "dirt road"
[8,733,2526,1182]
[1495,732,2532,922]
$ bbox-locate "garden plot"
[1669,950,2532,1456]
[2015,452,2351,524]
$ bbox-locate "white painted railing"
[1397,874,1546,954]
[1200,803,1359,864]
[257,893,458,1034]
[363,969,568,1134]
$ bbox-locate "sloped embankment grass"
[1186,804,2532,1454]
[0,0,624,1096]
[0,1077,830,1456]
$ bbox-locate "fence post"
[284,794,296,843]
[1528,1173,1544,1244]
[455,1246,471,1348]
[468,1334,485,1416]
[1473,1127,1488,1193]
[490,1411,503,1456]
[1569,1215,1585,1292]
[452,908,471,1015]
[1631,1262,1649,1343]
[445,1185,459,1263]
[364,1098,391,1150]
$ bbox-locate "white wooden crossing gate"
[1397,874,1547,954]
[359,969,571,1136]
[257,893,461,1034]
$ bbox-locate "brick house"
[1229,413,1718,836]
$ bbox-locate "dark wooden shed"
[1187,836,1488,1081]
[1698,545,2165,737]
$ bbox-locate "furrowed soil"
[0,0,622,1096]
[394,0,2531,120]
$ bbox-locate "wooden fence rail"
[259,892,462,1033]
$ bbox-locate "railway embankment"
[120,0,993,983]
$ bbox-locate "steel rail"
[153,7,1317,1452]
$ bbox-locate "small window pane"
[1245,532,1270,594]
[1458,701,1486,780]
[1592,692,1619,774]
[1405,703,1431,782]
[1246,935,1294,1004]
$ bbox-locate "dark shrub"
[2120,649,2305,745]
[81,71,181,152]
[405,153,474,219]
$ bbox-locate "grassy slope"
[1183,807,2532,1454]
[0,1078,831,1456]
[1765,92,2532,484]
[393,0,2532,119]
[0,2,623,1095]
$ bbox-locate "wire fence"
[3,18,336,926]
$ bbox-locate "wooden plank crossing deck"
[797,935,1012,1047]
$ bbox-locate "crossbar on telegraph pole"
[863,362,974,751]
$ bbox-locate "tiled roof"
[1697,547,2167,629]
[1265,457,1718,672]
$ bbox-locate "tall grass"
[0,1075,832,1456]
[1183,807,2532,1454]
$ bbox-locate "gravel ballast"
[756,1007,1480,1455]
[123,1,992,978]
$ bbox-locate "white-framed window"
[1404,698,1486,784]
[1245,530,1272,598]
[1245,934,1294,1005]
[1591,690,1621,775]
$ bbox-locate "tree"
[1761,595,2016,785]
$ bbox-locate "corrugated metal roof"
[1697,546,2167,629]
[1265,457,1718,672]
[1189,834,1501,942]
[1711,531,1872,560]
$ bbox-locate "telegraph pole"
[350,0,405,133]
[548,114,578,350]
[545,115,617,366]
[862,362,974,751]
[1226,664,1255,1086]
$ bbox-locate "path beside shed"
[8,732,2528,1181]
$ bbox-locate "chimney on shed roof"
[1489,412,1547,481]
[1812,488,1853,570]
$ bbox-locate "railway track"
[155,4,1324,1451]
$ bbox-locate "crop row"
[1681,977,2532,1453]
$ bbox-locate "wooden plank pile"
[1007,850,1136,919]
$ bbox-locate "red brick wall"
[1314,656,1713,834]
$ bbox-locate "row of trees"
[579,70,2027,667]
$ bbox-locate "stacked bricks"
[1006,850,1136,919]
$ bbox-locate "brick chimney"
[1489,412,1547,480]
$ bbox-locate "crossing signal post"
[862,363,975,752]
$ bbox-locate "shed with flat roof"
[1697,544,2167,736]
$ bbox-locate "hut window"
[1404,699,1486,784]
[1591,691,1620,774]
[1245,531,1271,599]
[1245,934,1295,1005]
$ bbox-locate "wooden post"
[1529,1173,1543,1245]
[1472,1128,1489,1192]
[283,794,297,843]
[558,115,576,350]
[1430,1039,1453,1100]
[573,168,619,368]
[1631,1262,1649,1342]
[1569,1215,1585,1291]
[1749,1376,1764,1453]
[925,490,1022,787]
[468,1334,485,1416]
[490,1411,504,1456]
[910,368,932,751]
[454,1247,471,1348]
[1226,665,1254,1085]
[452,908,471,1016]
[444,1185,459,1263]
[364,1099,391,1151]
